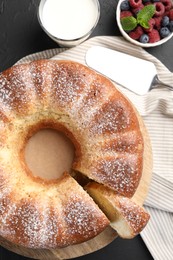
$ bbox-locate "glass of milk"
[38,0,100,47]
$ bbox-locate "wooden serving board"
[0,37,153,259]
[0,107,153,260]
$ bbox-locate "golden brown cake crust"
[0,60,144,249]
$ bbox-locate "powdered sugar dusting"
[89,98,137,136]
[90,154,142,197]
[38,206,63,248]
[64,194,108,241]
[50,62,93,108]
[0,196,63,248]
[0,198,18,238]
[0,67,33,114]
[73,78,114,128]
[119,197,150,234]
[101,131,143,154]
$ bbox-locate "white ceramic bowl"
[116,0,173,47]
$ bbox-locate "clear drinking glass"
[38,0,100,47]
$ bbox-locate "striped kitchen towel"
[18,36,173,260]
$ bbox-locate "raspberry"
[132,3,144,14]
[154,2,165,16]
[144,18,156,32]
[164,10,171,16]
[161,0,172,11]
[129,25,144,39]
[148,29,161,42]
[154,16,162,29]
[120,10,133,18]
[129,0,142,8]
[168,9,173,20]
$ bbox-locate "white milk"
[42,0,99,40]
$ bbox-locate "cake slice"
[85,182,150,238]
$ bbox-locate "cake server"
[85,46,173,95]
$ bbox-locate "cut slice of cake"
[85,182,150,238]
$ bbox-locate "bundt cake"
[0,59,148,249]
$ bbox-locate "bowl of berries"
[116,0,173,47]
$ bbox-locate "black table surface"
[0,0,172,259]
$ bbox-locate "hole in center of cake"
[24,129,75,180]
